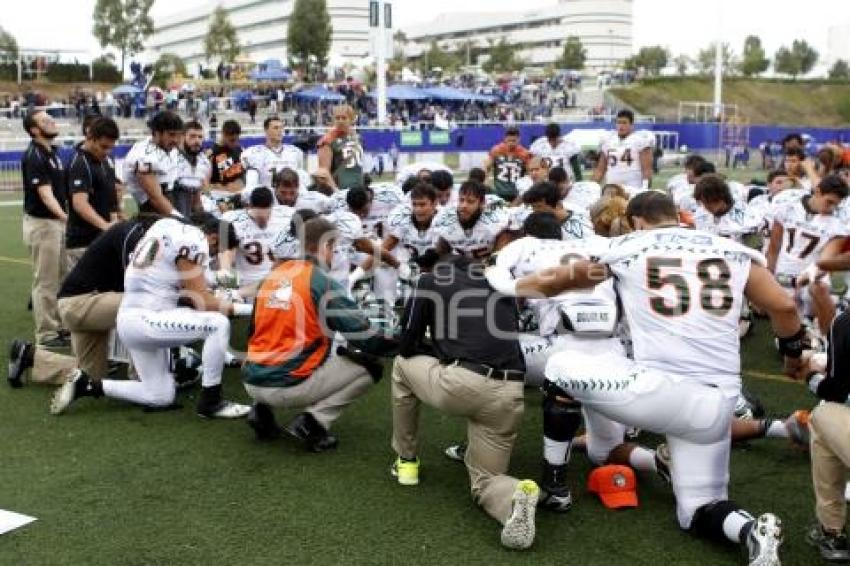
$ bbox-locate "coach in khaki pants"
[21,110,69,347]
[390,255,539,551]
[8,219,150,388]
[242,218,398,452]
[802,309,850,561]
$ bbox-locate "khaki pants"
[391,355,525,525]
[244,355,373,430]
[22,214,67,342]
[810,402,850,531]
[65,247,86,272]
[30,347,77,385]
[58,292,122,379]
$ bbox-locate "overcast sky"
[1,0,844,62]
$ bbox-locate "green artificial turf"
[0,167,821,565]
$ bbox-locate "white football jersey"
[241,144,305,188]
[692,200,761,242]
[496,235,612,336]
[515,176,534,197]
[772,196,850,277]
[432,206,509,258]
[122,138,174,206]
[323,208,364,284]
[169,151,212,192]
[386,203,438,259]
[122,218,210,311]
[600,131,653,190]
[508,205,594,241]
[223,206,294,286]
[564,181,601,213]
[667,173,692,208]
[330,183,405,238]
[529,136,581,179]
[599,227,764,396]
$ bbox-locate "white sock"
[544,437,571,466]
[224,351,236,364]
[723,510,755,543]
[765,420,789,439]
[628,446,657,473]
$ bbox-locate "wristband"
[641,179,649,191]
[777,327,808,358]
[232,302,253,317]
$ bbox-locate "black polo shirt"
[65,147,119,249]
[21,141,66,218]
[398,256,525,372]
[209,143,244,185]
[58,220,147,298]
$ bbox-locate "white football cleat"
[201,401,251,419]
[501,480,538,550]
[50,369,86,415]
[746,513,783,566]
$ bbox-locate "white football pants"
[107,307,230,407]
[545,350,736,529]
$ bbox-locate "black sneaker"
[247,402,282,440]
[8,339,33,388]
[284,412,338,452]
[807,523,850,562]
[40,335,70,349]
[539,461,572,512]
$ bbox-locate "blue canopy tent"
[112,84,142,96]
[370,84,429,101]
[424,86,496,104]
[250,59,292,82]
[293,86,345,102]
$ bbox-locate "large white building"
[402,0,633,70]
[148,0,388,68]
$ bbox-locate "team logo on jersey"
[267,278,294,310]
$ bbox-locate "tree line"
[0,2,847,84]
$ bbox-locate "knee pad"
[689,500,741,539]
[543,388,582,442]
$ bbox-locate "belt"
[450,360,525,382]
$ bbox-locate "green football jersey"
[330,134,364,190]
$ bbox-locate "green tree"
[697,42,737,76]
[635,45,669,76]
[287,0,333,80]
[828,59,850,80]
[203,7,241,67]
[152,53,187,86]
[673,53,691,75]
[739,35,769,77]
[774,40,819,79]
[92,0,154,76]
[0,25,18,63]
[418,41,462,74]
[558,36,586,70]
[483,38,522,73]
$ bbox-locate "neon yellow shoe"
[501,480,539,550]
[391,457,420,486]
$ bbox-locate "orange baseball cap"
[587,465,638,509]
